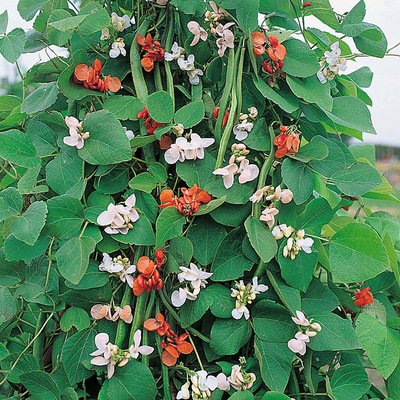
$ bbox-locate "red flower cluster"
[341,196,359,211]
[213,107,230,127]
[159,184,212,216]
[132,255,164,296]
[137,107,165,135]
[136,33,165,72]
[262,36,287,75]
[144,313,193,366]
[274,126,301,158]
[155,248,165,268]
[74,59,121,93]
[354,287,374,307]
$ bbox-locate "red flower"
[159,184,212,216]
[251,31,266,56]
[213,107,230,127]
[136,34,165,72]
[132,256,163,296]
[144,312,170,335]
[273,126,300,158]
[137,107,165,135]
[354,287,374,307]
[73,59,121,93]
[267,35,287,62]
[155,248,165,268]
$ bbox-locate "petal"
[222,173,235,189]
[95,332,109,350]
[63,136,79,147]
[231,308,243,319]
[138,345,154,355]
[97,210,115,226]
[134,329,142,348]
[91,356,109,366]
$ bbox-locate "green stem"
[115,285,134,348]
[154,62,163,91]
[159,287,211,343]
[32,312,46,367]
[252,126,276,217]
[129,291,149,346]
[130,15,156,105]
[214,48,236,143]
[155,300,172,400]
[235,42,246,122]
[142,290,156,367]
[164,6,175,110]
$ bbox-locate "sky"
[0,0,399,146]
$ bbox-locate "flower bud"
[287,238,293,251]
[236,143,246,151]
[297,229,305,239]
[283,245,289,258]
[311,322,321,331]
[306,330,317,337]
[290,251,296,260]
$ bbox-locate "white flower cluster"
[98,253,136,287]
[91,331,153,379]
[171,263,213,307]
[90,304,133,323]
[233,107,258,141]
[178,54,203,85]
[64,116,89,150]
[231,277,268,320]
[213,154,259,189]
[97,194,139,235]
[272,226,314,259]
[288,311,321,356]
[165,133,215,164]
[317,42,347,84]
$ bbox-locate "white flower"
[178,263,213,288]
[177,382,190,400]
[109,38,126,58]
[196,370,218,391]
[119,264,136,288]
[217,373,230,391]
[171,287,197,307]
[252,277,268,293]
[187,21,208,46]
[272,185,293,204]
[317,42,347,83]
[238,159,259,184]
[232,303,250,320]
[129,330,154,359]
[215,22,235,57]
[112,305,133,323]
[288,332,310,355]
[291,310,310,327]
[99,253,125,273]
[296,237,314,254]
[272,224,294,239]
[90,333,117,379]
[249,186,269,203]
[165,143,185,164]
[233,122,254,141]
[111,12,131,32]
[124,127,135,140]
[213,163,239,189]
[97,194,140,235]
[248,107,258,119]
[260,207,279,228]
[100,27,110,40]
[164,42,185,61]
[228,365,256,391]
[178,55,203,85]
[64,116,87,149]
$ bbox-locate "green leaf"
[20,371,60,400]
[330,364,370,400]
[356,313,399,379]
[211,227,254,281]
[155,207,186,249]
[282,38,321,78]
[255,338,294,392]
[236,0,259,32]
[103,96,142,121]
[4,236,50,262]
[354,25,387,58]
[278,240,318,292]
[0,129,40,168]
[129,172,157,193]
[60,307,91,332]
[302,278,339,315]
[210,202,252,227]
[330,162,382,196]
[253,300,297,342]
[242,118,271,152]
[245,216,277,263]
[195,196,225,216]
[313,174,342,208]
[166,236,193,273]
[130,135,157,149]
[0,28,26,63]
[27,119,58,156]
[180,289,213,328]
[47,9,75,46]
[210,318,252,355]
[147,91,174,123]
[347,66,373,88]
[80,110,132,165]
[0,10,8,33]
[21,82,59,114]
[174,101,205,128]
[17,0,47,21]
[0,286,17,323]
[229,391,254,400]
[107,360,156,400]
[0,187,22,221]
[170,0,205,15]
[287,75,333,111]
[281,159,314,205]
[206,179,254,205]
[61,329,96,384]
[48,14,87,31]
[79,3,111,36]
[65,259,108,290]
[304,0,339,29]
[15,255,59,305]
[12,201,47,246]
[338,0,365,27]
[329,223,389,283]
[112,215,155,246]
[253,78,299,113]
[321,96,375,134]
[45,195,84,239]
[187,215,226,266]
[206,284,236,318]
[56,236,96,285]
[387,362,400,399]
